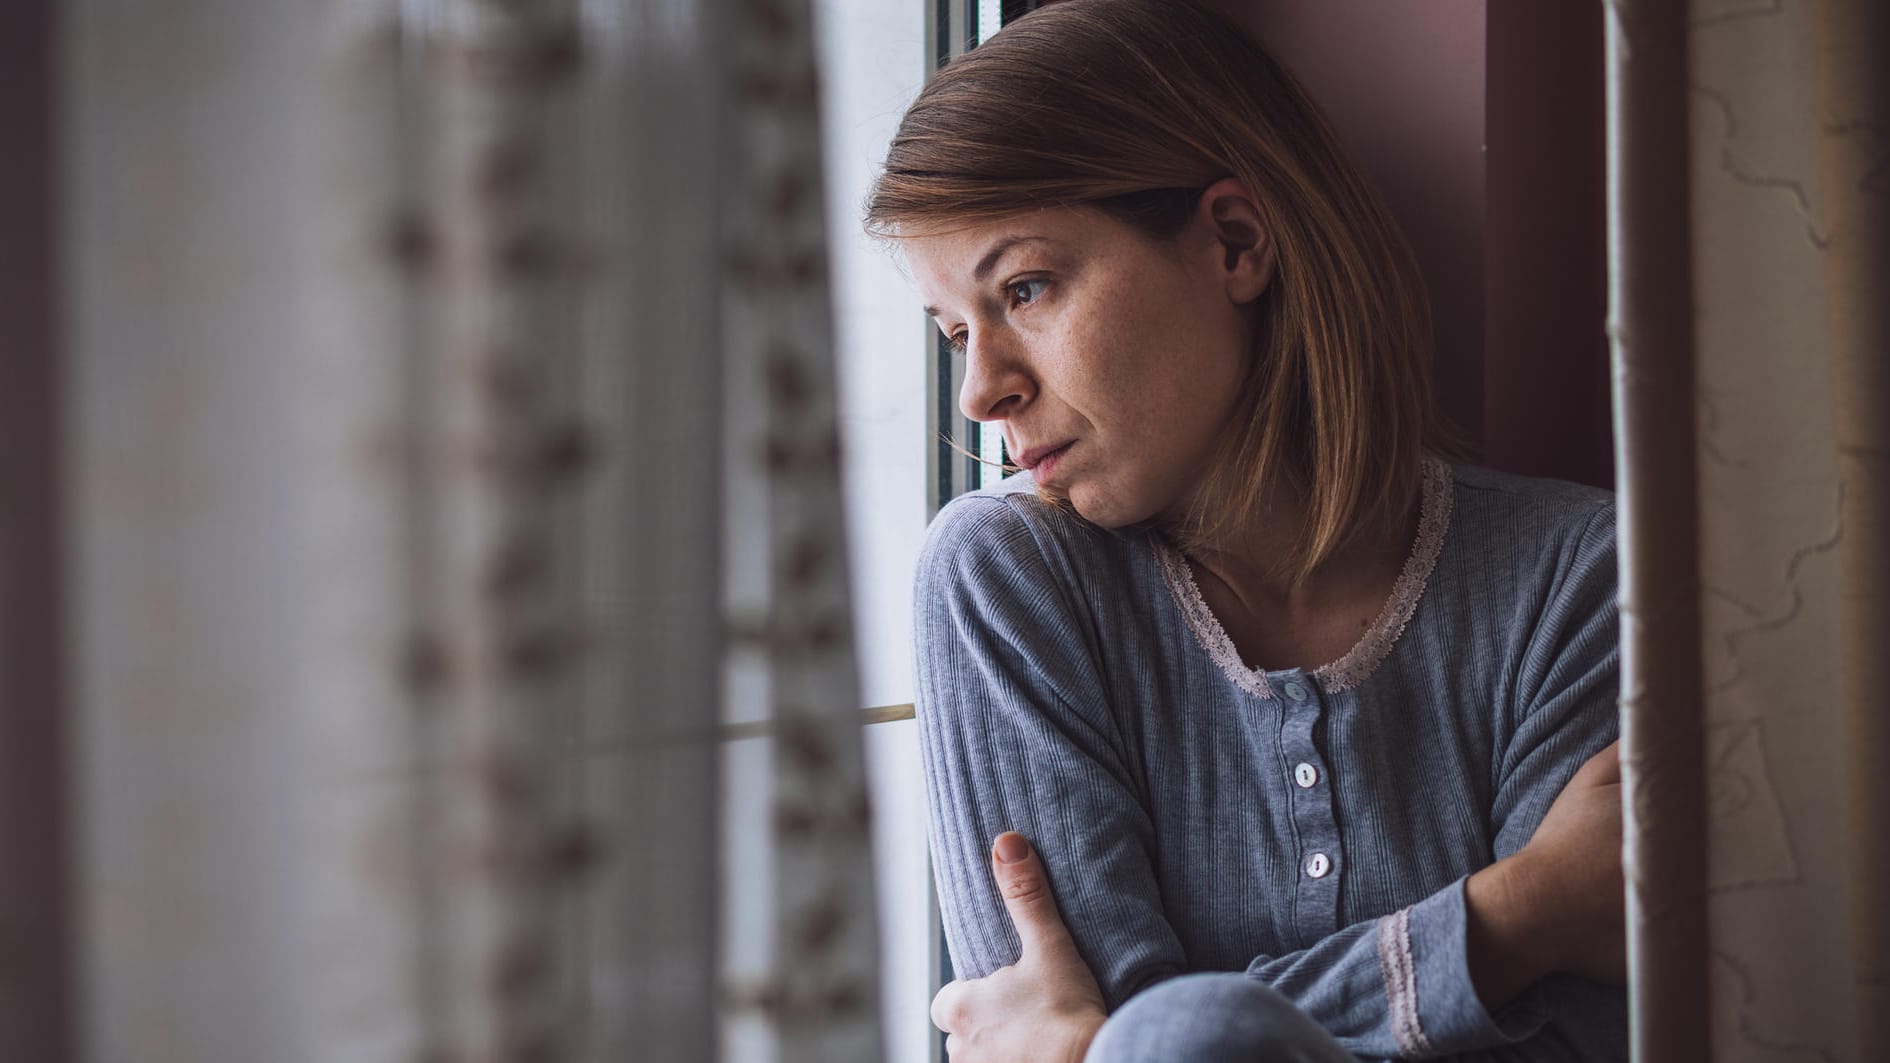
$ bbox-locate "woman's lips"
[1022,441,1075,483]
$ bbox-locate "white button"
[1294,762,1319,788]
[1306,852,1332,879]
[1284,681,1309,702]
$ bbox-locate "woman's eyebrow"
[971,234,1052,281]
[923,235,1053,318]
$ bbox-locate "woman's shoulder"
[920,473,1132,571]
[915,472,1145,615]
[1424,461,1617,643]
[1445,461,1616,555]
[1431,462,1618,660]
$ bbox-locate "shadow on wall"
[1211,0,1610,489]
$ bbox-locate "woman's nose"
[956,332,1034,423]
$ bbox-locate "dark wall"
[1483,2,1610,488]
[1215,0,1611,488]
[0,0,73,1059]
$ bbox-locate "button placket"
[1277,675,1342,945]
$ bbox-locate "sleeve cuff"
[1376,877,1551,1057]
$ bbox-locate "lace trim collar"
[1153,456,1454,698]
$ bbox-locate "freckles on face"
[1058,254,1248,524]
[903,208,1251,528]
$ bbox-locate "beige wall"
[1689,2,1864,1057]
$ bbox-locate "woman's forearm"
[1464,855,1560,1011]
[1467,740,1628,1011]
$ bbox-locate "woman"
[872,2,1626,1060]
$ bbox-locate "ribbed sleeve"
[914,496,1184,1008]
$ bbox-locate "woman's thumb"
[991,832,1075,958]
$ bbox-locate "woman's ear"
[1196,176,1275,305]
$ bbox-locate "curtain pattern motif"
[52,0,880,1058]
[718,0,885,1059]
[317,3,604,1057]
[319,0,885,1057]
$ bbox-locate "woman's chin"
[1054,483,1155,530]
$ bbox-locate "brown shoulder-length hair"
[867,0,1449,582]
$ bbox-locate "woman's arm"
[1466,740,1625,1010]
[928,833,1109,1063]
[915,494,1188,1006]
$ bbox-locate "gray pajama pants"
[1085,974,1359,1063]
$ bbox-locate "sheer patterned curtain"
[38,0,879,1059]
[1609,0,1889,1058]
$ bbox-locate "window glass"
[817,3,932,1063]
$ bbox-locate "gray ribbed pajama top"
[913,459,1627,1061]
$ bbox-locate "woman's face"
[902,183,1273,528]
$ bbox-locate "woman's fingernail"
[995,833,1029,864]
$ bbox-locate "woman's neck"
[1179,483,1420,673]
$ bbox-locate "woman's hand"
[1516,738,1627,984]
[930,833,1108,1063]
[1466,740,1626,1008]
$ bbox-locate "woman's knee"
[1084,973,1356,1063]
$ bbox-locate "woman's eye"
[1008,279,1048,306]
[947,331,968,353]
